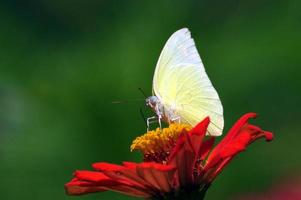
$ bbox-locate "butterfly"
[145,28,224,136]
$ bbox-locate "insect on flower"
[64,28,274,200]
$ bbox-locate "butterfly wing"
[153,28,224,136]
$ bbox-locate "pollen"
[130,123,192,162]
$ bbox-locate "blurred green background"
[0,0,300,199]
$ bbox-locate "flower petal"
[168,117,210,186]
[135,162,176,193]
[188,117,210,155]
[203,113,273,182]
[206,113,258,165]
[199,137,215,161]
[167,133,194,186]
[65,178,107,195]
[65,169,152,198]
[74,170,112,182]
[92,162,156,194]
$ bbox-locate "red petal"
[199,137,215,161]
[246,124,274,142]
[90,162,175,194]
[168,133,195,186]
[135,162,176,193]
[123,161,138,169]
[138,162,176,172]
[188,117,210,155]
[92,162,126,171]
[167,117,210,186]
[65,169,152,198]
[65,179,107,195]
[219,132,250,157]
[206,113,257,165]
[93,162,156,194]
[217,113,257,148]
[65,177,151,198]
[204,113,274,182]
[74,170,114,183]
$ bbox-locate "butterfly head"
[146,96,160,109]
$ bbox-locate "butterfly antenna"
[140,107,147,125]
[111,98,144,104]
[138,88,148,98]
[112,100,128,104]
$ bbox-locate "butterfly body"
[146,96,180,125]
[146,28,224,136]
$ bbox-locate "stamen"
[131,124,192,162]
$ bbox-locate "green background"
[0,0,300,199]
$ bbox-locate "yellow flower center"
[131,123,192,162]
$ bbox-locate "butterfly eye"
[146,99,154,108]
[145,98,150,105]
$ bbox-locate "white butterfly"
[146,28,224,136]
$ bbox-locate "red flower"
[65,113,273,199]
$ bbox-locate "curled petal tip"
[264,131,274,142]
[245,112,258,119]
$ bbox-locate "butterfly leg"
[146,116,158,131]
[152,104,163,129]
[158,115,162,129]
[146,114,163,131]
